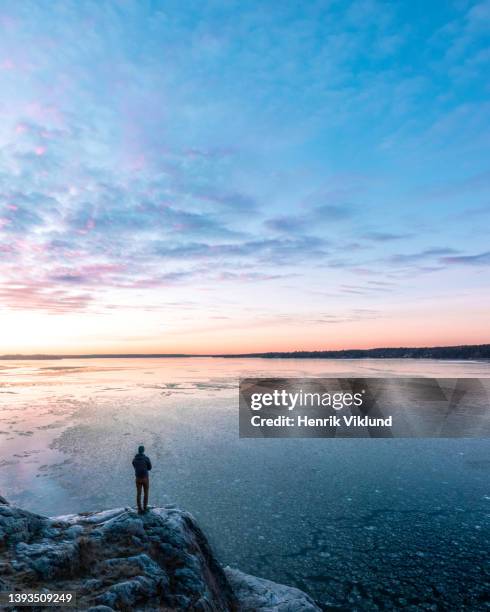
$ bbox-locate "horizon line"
[0,343,488,360]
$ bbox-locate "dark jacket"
[132,453,152,478]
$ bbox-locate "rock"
[0,505,48,550]
[225,568,321,611]
[0,496,8,505]
[0,504,321,611]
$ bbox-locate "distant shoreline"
[0,344,489,360]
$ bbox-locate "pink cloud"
[0,283,93,313]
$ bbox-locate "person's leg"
[143,477,149,511]
[136,479,143,512]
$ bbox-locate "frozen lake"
[0,357,489,609]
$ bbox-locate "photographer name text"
[250,414,392,428]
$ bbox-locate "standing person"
[132,445,152,514]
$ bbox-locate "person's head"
[138,445,145,454]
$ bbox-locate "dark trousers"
[135,477,149,510]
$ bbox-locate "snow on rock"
[0,499,321,611]
[225,568,321,612]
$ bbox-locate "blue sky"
[0,0,489,353]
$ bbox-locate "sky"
[0,0,489,354]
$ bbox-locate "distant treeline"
[217,344,490,360]
[0,345,489,360]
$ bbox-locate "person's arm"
[132,458,136,467]
[146,457,152,471]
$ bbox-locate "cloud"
[315,204,354,221]
[0,283,93,313]
[0,191,60,233]
[340,282,393,295]
[264,202,354,236]
[439,251,490,266]
[214,271,287,282]
[185,184,258,214]
[388,248,459,265]
[362,231,412,242]
[264,216,307,233]
[68,199,238,238]
[151,236,328,265]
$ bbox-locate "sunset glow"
[0,1,489,354]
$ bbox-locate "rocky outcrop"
[224,569,321,611]
[0,500,320,611]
